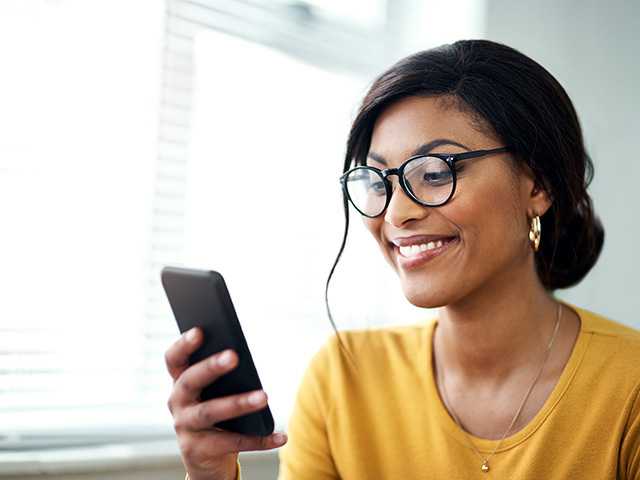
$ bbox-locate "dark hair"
[325,39,604,348]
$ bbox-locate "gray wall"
[484,0,640,326]
[385,0,640,327]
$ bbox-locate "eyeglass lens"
[344,156,454,216]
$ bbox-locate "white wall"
[483,0,640,326]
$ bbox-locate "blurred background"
[0,0,638,478]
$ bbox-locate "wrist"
[185,460,238,480]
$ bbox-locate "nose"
[383,176,429,227]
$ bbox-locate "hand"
[165,327,288,480]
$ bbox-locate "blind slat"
[2,0,384,448]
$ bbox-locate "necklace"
[434,303,562,473]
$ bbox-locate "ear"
[519,166,552,218]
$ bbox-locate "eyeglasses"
[339,146,509,218]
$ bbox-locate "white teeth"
[398,239,451,257]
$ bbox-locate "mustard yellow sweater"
[274,303,640,479]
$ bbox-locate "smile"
[393,236,459,269]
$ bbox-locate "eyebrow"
[367,138,469,166]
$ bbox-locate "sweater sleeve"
[621,383,640,480]
[277,336,340,479]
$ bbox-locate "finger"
[175,388,268,431]
[218,430,288,454]
[172,348,238,406]
[182,429,288,456]
[164,327,202,381]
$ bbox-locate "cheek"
[363,216,382,237]
[361,217,379,239]
[451,182,526,267]
[362,217,396,265]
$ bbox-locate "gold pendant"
[481,460,490,472]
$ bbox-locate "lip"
[392,236,459,270]
[391,234,458,247]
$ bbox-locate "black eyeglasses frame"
[339,146,510,218]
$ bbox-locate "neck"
[434,260,560,387]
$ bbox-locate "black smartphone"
[161,266,274,436]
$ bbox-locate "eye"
[367,180,386,195]
[423,170,453,186]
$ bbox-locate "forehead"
[368,95,491,165]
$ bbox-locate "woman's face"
[363,95,549,307]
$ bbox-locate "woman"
[165,40,640,479]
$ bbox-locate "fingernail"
[217,350,233,366]
[247,390,266,405]
[273,432,287,443]
[186,328,198,342]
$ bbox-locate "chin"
[398,276,453,308]
[388,239,475,308]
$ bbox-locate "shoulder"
[574,303,640,357]
[575,303,640,340]
[300,321,433,415]
[571,303,640,393]
[570,305,640,479]
[309,319,435,380]
[332,322,430,352]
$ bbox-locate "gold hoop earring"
[529,215,541,252]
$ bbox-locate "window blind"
[1,0,415,450]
